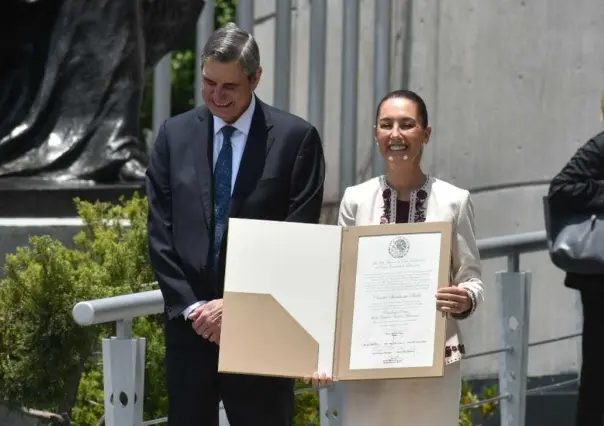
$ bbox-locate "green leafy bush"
[0,236,103,412]
[459,380,499,426]
[0,194,157,424]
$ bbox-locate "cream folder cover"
[218,218,342,379]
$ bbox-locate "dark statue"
[0,0,204,183]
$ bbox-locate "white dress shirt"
[182,96,256,320]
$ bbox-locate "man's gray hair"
[202,23,260,78]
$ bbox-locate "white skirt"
[337,361,462,426]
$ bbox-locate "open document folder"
[217,218,452,381]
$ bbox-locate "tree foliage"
[0,236,103,412]
[0,194,159,424]
[459,380,498,426]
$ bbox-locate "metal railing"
[72,228,582,426]
[73,230,548,328]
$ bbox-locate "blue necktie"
[212,125,235,277]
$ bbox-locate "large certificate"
[218,218,452,381]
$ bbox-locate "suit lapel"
[193,106,215,230]
[228,100,275,218]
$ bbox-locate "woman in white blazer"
[306,89,484,426]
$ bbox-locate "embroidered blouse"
[380,175,429,225]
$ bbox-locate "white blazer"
[338,175,484,365]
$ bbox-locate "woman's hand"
[303,372,334,388]
[436,286,472,314]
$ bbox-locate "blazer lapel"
[228,100,275,218]
[193,106,214,230]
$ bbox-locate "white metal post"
[152,54,172,140]
[497,268,531,426]
[102,320,146,426]
[322,385,342,426]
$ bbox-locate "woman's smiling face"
[375,96,431,165]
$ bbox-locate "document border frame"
[333,221,453,381]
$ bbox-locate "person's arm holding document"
[436,191,484,318]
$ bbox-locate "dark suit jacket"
[146,97,326,333]
[547,130,604,291]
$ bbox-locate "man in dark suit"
[146,22,326,426]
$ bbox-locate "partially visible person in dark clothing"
[547,92,604,426]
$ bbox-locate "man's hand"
[436,286,472,314]
[190,299,223,344]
